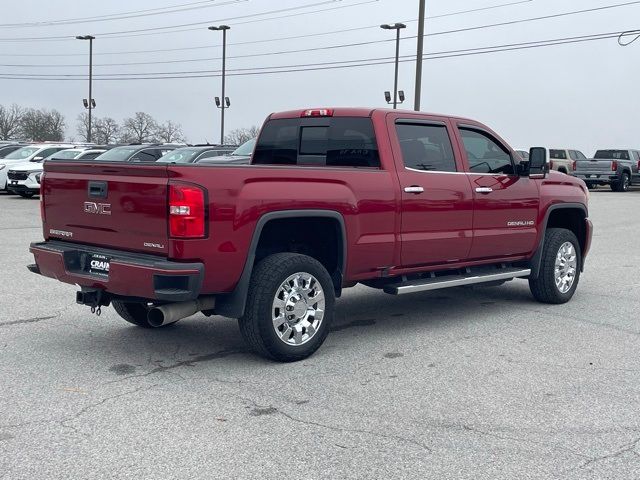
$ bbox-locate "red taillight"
[40,172,46,222]
[612,161,618,171]
[572,160,577,171]
[549,160,554,170]
[169,183,206,238]
[301,109,334,117]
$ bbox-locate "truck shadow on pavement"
[51,282,539,370]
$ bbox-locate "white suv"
[0,144,75,192]
[6,148,106,197]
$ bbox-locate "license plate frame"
[88,254,111,276]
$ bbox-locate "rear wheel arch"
[215,210,347,318]
[529,204,588,279]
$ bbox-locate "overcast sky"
[1,0,639,154]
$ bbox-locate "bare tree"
[120,112,158,143]
[20,108,66,142]
[0,104,24,140]
[224,125,260,145]
[94,117,120,144]
[48,110,66,141]
[75,112,96,142]
[155,120,185,143]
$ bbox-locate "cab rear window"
[253,117,380,168]
[550,150,567,159]
[594,150,630,160]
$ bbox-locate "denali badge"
[49,229,73,238]
[507,220,535,227]
[84,202,111,215]
[143,242,165,249]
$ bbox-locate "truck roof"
[269,107,477,124]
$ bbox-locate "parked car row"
[515,148,588,175]
[516,146,640,192]
[0,139,256,198]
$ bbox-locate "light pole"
[380,23,406,109]
[76,35,95,143]
[415,0,426,111]
[208,25,230,145]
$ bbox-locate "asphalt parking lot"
[1,188,639,480]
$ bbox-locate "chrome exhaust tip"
[147,296,216,327]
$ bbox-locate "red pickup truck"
[29,108,593,361]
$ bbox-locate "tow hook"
[76,288,110,316]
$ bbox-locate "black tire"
[239,253,335,362]
[585,182,597,190]
[18,192,35,198]
[529,228,581,304]
[612,172,630,192]
[112,300,158,328]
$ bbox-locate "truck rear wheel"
[529,228,581,304]
[611,172,630,192]
[112,300,160,328]
[239,253,335,362]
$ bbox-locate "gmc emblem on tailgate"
[84,202,112,215]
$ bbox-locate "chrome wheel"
[554,242,577,294]
[272,272,325,346]
[623,174,630,191]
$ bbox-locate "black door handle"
[88,181,108,199]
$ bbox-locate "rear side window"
[50,150,81,160]
[459,128,514,174]
[198,150,228,160]
[0,146,20,157]
[550,149,567,159]
[594,150,630,160]
[396,123,457,172]
[79,151,102,160]
[95,147,138,161]
[3,146,39,159]
[39,148,63,159]
[131,149,159,162]
[253,117,380,168]
[633,151,640,161]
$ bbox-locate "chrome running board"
[384,268,531,295]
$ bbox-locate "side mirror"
[528,147,548,178]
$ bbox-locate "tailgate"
[575,159,613,172]
[43,162,169,255]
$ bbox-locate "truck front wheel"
[239,253,335,362]
[529,228,581,304]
